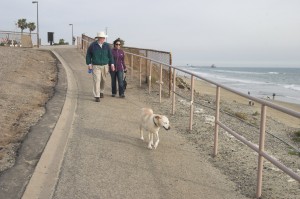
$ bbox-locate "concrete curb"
[22,49,78,199]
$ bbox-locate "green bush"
[252,111,259,116]
[235,112,247,120]
[292,130,300,143]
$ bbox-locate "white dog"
[139,108,171,149]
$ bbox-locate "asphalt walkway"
[22,46,249,199]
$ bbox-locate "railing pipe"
[139,57,142,87]
[256,105,267,198]
[131,54,134,78]
[148,61,152,94]
[213,86,220,156]
[159,64,162,103]
[189,75,195,130]
[172,68,176,115]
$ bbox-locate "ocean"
[177,66,300,105]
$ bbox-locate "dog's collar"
[153,117,158,127]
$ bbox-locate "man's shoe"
[100,93,104,98]
[112,94,116,97]
[95,97,100,102]
[120,94,125,98]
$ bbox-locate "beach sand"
[181,76,300,128]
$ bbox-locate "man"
[86,32,115,102]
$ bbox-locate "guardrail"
[78,36,300,198]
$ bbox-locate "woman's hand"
[111,64,115,71]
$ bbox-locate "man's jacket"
[86,41,114,65]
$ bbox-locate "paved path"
[22,46,249,199]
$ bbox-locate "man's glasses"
[115,44,121,46]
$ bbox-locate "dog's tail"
[141,108,153,115]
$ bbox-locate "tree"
[58,39,69,45]
[17,19,28,33]
[27,22,36,34]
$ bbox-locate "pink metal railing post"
[189,75,195,130]
[148,61,152,94]
[256,104,267,198]
[159,64,162,103]
[139,58,142,87]
[131,54,134,78]
[172,68,176,115]
[213,86,220,156]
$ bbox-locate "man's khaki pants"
[92,64,108,97]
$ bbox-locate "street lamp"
[32,1,39,47]
[105,27,108,42]
[69,24,74,45]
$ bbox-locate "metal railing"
[124,51,300,199]
[77,35,300,198]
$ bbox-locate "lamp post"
[105,27,108,42]
[32,1,39,48]
[69,24,74,45]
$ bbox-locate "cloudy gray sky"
[1,0,300,67]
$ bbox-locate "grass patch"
[292,130,300,143]
[252,111,259,116]
[235,112,247,120]
[288,151,300,156]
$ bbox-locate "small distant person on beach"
[110,39,127,98]
[273,93,276,100]
[247,91,254,106]
[86,31,114,102]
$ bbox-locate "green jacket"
[86,41,114,65]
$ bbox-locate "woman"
[110,39,127,98]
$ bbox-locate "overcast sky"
[1,0,300,67]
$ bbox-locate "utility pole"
[105,27,108,42]
[32,1,39,47]
[69,24,74,45]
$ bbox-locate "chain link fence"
[0,31,37,47]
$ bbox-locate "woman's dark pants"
[110,71,124,96]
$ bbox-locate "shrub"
[235,112,247,120]
[292,130,300,143]
[252,111,259,116]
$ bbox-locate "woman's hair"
[113,39,121,46]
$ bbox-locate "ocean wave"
[214,69,263,75]
[284,84,300,91]
[195,72,269,85]
[268,72,280,75]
